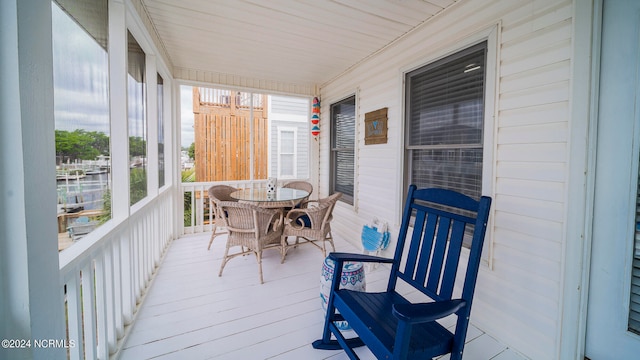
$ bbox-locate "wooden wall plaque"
[364,108,388,145]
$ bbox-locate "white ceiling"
[141,0,458,88]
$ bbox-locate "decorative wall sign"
[364,107,388,145]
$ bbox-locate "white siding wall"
[268,96,310,179]
[319,1,575,359]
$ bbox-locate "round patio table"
[230,188,309,208]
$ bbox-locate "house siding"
[319,0,574,359]
[268,96,310,179]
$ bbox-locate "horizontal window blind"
[410,148,482,197]
[331,96,356,204]
[405,42,486,200]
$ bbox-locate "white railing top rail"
[59,188,172,273]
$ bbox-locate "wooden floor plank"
[119,232,525,360]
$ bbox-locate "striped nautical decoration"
[311,97,320,138]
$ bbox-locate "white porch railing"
[182,180,269,235]
[55,179,308,359]
[58,189,174,360]
[182,179,307,235]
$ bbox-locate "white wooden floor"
[118,232,527,360]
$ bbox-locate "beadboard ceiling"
[141,0,458,89]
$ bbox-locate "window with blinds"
[405,42,487,248]
[405,42,487,200]
[330,96,356,204]
[629,179,640,334]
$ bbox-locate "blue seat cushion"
[296,214,311,228]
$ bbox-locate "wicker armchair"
[282,192,342,259]
[207,185,238,250]
[282,181,313,208]
[216,201,284,284]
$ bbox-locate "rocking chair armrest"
[328,252,394,264]
[392,299,467,324]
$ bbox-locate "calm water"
[57,172,110,212]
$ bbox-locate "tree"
[188,142,195,160]
[55,129,108,162]
[129,136,146,157]
[88,131,109,155]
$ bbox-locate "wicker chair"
[282,180,313,210]
[207,185,238,250]
[282,192,342,259]
[283,180,313,196]
[216,201,284,284]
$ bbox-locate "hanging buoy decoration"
[311,97,320,139]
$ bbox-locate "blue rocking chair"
[312,185,492,360]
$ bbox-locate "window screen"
[331,96,356,204]
[405,42,487,200]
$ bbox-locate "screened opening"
[52,0,111,251]
[183,87,309,183]
[180,87,310,228]
[158,74,165,188]
[128,31,147,205]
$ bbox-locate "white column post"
[109,0,130,222]
[0,1,65,359]
[109,0,135,324]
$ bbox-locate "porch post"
[0,0,66,359]
[561,0,598,358]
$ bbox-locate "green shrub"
[130,168,147,205]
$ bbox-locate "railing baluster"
[66,270,84,360]
[121,231,134,325]
[113,235,124,339]
[134,221,142,300]
[57,191,181,357]
[103,241,117,354]
[197,184,204,232]
[81,262,97,360]
[94,253,108,359]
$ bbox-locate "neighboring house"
[3,1,640,359]
[268,95,310,180]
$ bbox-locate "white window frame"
[400,26,497,258]
[277,126,297,179]
[329,94,357,205]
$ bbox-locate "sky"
[52,2,110,135]
[52,2,196,151]
[180,85,194,147]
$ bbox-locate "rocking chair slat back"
[392,188,488,303]
[312,185,492,360]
